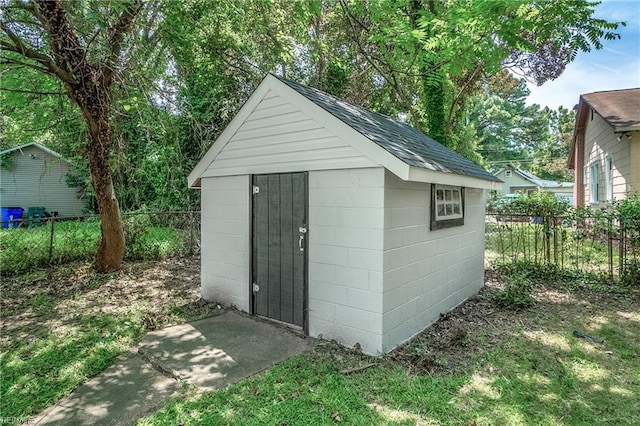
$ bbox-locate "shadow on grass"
[0,256,210,419]
[0,314,146,419]
[367,297,639,424]
[140,285,639,425]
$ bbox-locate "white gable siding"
[583,112,632,205]
[201,90,377,177]
[381,172,485,352]
[0,145,85,216]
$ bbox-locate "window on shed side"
[430,184,464,230]
[504,170,512,177]
[590,161,600,203]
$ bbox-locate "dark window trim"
[430,184,465,230]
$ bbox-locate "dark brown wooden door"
[252,172,307,327]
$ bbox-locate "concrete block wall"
[200,175,251,311]
[307,167,386,354]
[381,171,486,352]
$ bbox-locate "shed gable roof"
[275,75,499,183]
[189,75,501,189]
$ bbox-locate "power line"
[487,158,568,164]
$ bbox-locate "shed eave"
[407,166,502,190]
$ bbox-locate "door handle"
[298,235,304,252]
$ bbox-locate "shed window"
[430,184,464,230]
[504,170,512,177]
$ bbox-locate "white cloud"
[526,58,640,110]
[525,1,640,110]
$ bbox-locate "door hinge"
[253,283,259,293]
[252,185,260,195]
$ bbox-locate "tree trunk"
[0,0,140,272]
[89,128,125,272]
[77,85,125,272]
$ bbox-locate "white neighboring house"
[189,74,502,355]
[495,168,574,205]
[0,142,85,217]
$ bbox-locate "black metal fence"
[0,211,200,275]
[486,212,640,283]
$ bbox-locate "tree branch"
[1,54,57,76]
[446,63,484,134]
[0,23,77,84]
[35,0,85,77]
[338,0,411,111]
[103,0,143,86]
[0,86,65,95]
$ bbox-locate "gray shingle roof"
[513,168,573,188]
[275,75,500,183]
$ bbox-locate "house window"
[504,170,512,177]
[430,184,464,230]
[605,154,613,201]
[590,161,599,203]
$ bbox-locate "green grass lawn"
[0,217,192,275]
[2,258,637,424]
[0,257,213,419]
[139,276,639,425]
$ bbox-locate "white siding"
[201,90,377,177]
[0,145,85,217]
[200,175,251,311]
[381,171,485,352]
[307,168,386,355]
[583,112,632,206]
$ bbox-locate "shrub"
[495,270,535,310]
[124,213,183,261]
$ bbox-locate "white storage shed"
[189,74,502,354]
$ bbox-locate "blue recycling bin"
[1,207,24,228]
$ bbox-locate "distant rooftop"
[504,168,573,188]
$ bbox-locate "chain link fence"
[0,211,200,275]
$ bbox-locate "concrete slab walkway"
[33,312,312,425]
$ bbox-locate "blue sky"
[526,0,640,110]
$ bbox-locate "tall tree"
[531,106,575,181]
[1,0,143,271]
[337,0,621,153]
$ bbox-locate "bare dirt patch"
[1,256,219,350]
[384,270,639,375]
